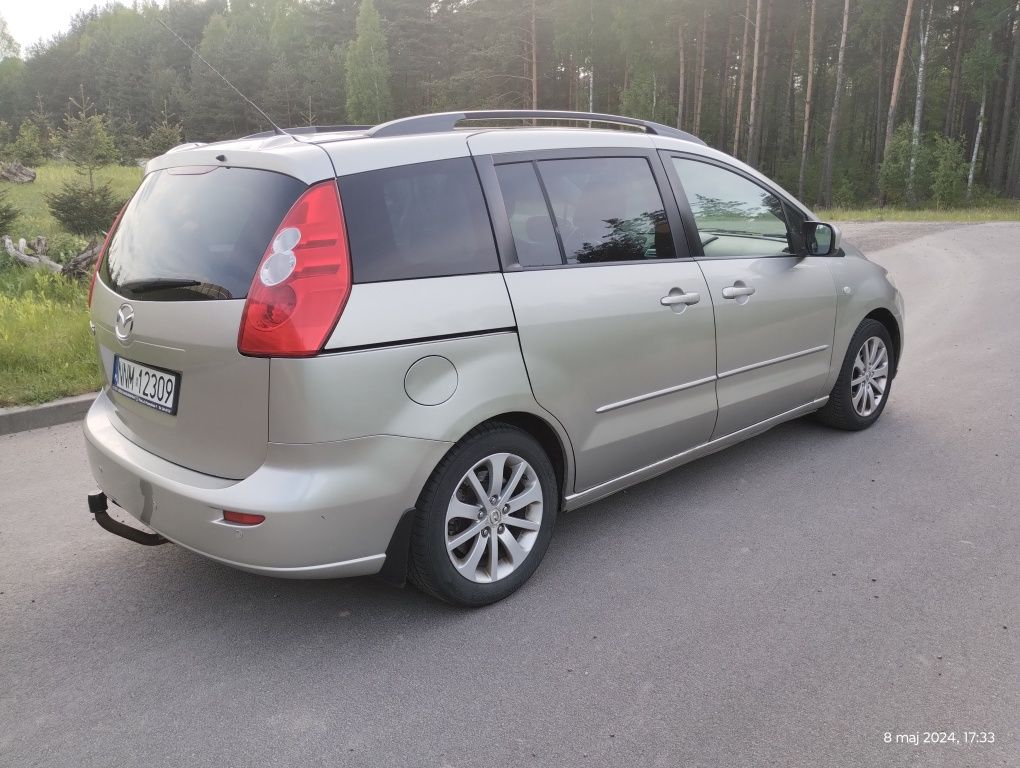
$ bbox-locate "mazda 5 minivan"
[84,110,904,606]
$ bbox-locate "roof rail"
[241,124,372,140]
[366,110,706,145]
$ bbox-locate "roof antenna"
[156,18,286,137]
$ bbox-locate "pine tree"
[345,0,394,124]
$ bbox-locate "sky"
[3,2,164,54]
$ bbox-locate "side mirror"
[802,221,841,256]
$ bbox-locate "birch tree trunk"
[780,26,797,161]
[530,0,538,110]
[718,12,735,147]
[968,87,986,200]
[746,0,764,166]
[797,0,817,199]
[733,0,752,157]
[746,0,767,167]
[677,23,686,128]
[909,0,934,203]
[819,0,851,207]
[874,23,886,185]
[693,10,708,135]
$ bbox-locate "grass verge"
[817,202,1020,222]
[0,267,101,406]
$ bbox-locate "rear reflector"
[223,510,265,526]
[238,181,352,357]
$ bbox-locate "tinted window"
[340,157,499,283]
[536,157,676,264]
[672,158,793,258]
[102,166,305,301]
[494,162,560,267]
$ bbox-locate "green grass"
[0,163,139,405]
[817,201,1020,222]
[1,163,143,259]
[0,266,102,406]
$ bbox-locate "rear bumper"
[83,391,450,578]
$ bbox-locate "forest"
[1,0,1020,209]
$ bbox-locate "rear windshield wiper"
[119,278,203,294]
[118,278,232,299]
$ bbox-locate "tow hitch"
[87,492,168,546]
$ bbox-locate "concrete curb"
[0,392,98,437]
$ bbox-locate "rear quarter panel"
[270,273,575,490]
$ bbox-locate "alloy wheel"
[850,336,889,417]
[445,452,544,583]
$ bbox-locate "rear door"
[91,163,314,479]
[475,147,718,493]
[664,155,838,437]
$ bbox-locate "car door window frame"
[474,147,693,271]
[659,151,819,260]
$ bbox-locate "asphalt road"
[2,223,1017,767]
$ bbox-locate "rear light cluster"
[87,204,128,307]
[238,182,352,357]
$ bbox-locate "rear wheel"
[815,318,893,430]
[408,423,558,606]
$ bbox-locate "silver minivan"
[84,110,904,606]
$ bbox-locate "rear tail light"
[88,204,127,307]
[223,510,265,526]
[238,182,352,357]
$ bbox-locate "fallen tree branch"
[3,235,62,272]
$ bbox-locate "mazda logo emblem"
[114,303,135,344]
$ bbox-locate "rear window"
[339,157,499,283]
[101,166,305,301]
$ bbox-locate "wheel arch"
[863,308,901,377]
[377,410,574,587]
[485,411,571,500]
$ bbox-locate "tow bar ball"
[87,491,168,546]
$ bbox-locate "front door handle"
[660,291,701,307]
[722,284,756,299]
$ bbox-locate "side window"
[339,157,499,283]
[535,157,677,264]
[494,162,561,268]
[672,158,794,258]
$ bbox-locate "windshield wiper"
[118,278,233,300]
[119,278,203,294]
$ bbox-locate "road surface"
[1,222,1017,767]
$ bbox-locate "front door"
[667,156,838,437]
[484,152,719,492]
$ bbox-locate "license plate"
[111,356,181,415]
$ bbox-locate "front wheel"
[815,318,894,430]
[408,423,558,606]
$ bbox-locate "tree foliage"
[0,0,1018,205]
[6,121,44,166]
[44,181,121,238]
[0,13,19,60]
[345,0,393,124]
[58,95,118,188]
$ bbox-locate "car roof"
[148,110,811,215]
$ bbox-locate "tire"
[815,318,894,431]
[408,422,558,607]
